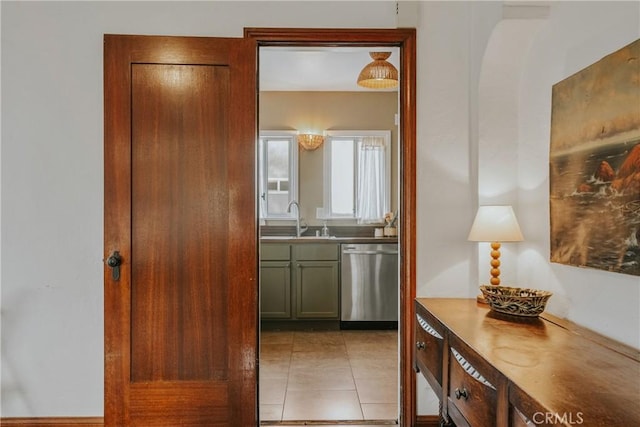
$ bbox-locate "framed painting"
[550,38,640,276]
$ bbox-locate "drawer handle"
[455,387,469,400]
[416,341,426,350]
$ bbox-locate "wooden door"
[104,35,257,426]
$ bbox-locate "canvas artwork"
[550,39,640,276]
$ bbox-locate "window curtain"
[356,136,387,224]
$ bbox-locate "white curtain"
[356,136,387,223]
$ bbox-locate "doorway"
[103,29,415,427]
[246,28,417,426]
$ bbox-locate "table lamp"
[468,205,524,303]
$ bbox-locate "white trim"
[323,130,391,221]
[258,130,298,220]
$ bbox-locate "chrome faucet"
[287,200,307,237]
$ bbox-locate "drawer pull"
[455,387,469,400]
[451,347,495,389]
[416,314,443,339]
[416,341,426,350]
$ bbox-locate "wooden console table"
[414,298,640,426]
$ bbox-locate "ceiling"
[259,46,400,92]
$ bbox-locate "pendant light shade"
[357,52,398,89]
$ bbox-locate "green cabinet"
[260,244,291,319]
[260,242,339,321]
[295,260,339,318]
[293,243,339,319]
[260,261,291,318]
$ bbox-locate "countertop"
[260,236,398,244]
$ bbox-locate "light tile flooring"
[259,330,398,424]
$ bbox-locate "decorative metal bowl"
[480,285,553,317]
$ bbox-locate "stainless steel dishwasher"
[340,243,398,329]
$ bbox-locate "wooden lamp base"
[477,241,501,304]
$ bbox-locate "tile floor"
[259,329,398,424]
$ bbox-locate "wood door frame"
[244,27,417,425]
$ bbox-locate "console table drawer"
[414,302,445,395]
[447,337,501,427]
[510,406,537,427]
[509,382,561,427]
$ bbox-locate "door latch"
[106,251,123,281]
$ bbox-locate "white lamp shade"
[468,205,524,242]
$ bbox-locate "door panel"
[131,63,230,382]
[104,35,256,426]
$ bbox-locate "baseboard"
[415,415,440,427]
[0,418,104,427]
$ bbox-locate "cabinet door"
[260,261,291,319]
[295,261,339,319]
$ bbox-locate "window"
[258,131,298,219]
[323,130,391,223]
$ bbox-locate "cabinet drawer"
[447,337,500,427]
[510,406,537,427]
[509,382,560,427]
[294,243,339,261]
[261,243,290,261]
[414,302,445,396]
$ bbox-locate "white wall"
[415,0,640,416]
[1,0,638,419]
[515,1,640,347]
[0,0,396,417]
[415,0,503,414]
[417,1,640,345]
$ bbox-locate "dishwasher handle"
[342,247,398,255]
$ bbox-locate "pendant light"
[357,52,398,89]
